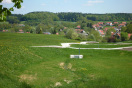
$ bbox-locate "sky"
[1,0,132,14]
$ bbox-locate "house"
[114,22,119,24]
[122,22,127,24]
[118,23,126,27]
[26,32,30,33]
[63,27,67,29]
[92,24,99,28]
[114,27,121,32]
[104,28,109,32]
[2,30,8,32]
[17,29,24,33]
[111,30,121,39]
[18,24,25,27]
[43,32,51,35]
[98,30,105,37]
[76,25,81,29]
[92,24,103,30]
[98,22,104,26]
[128,33,132,39]
[106,22,113,26]
[75,29,81,33]
[56,33,59,35]
[80,30,88,36]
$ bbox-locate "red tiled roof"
[128,33,132,38]
[98,22,104,25]
[114,22,118,24]
[122,22,127,24]
[99,30,104,35]
[106,22,112,24]
[3,30,5,32]
[77,25,81,29]
[118,24,125,26]
[104,28,109,32]
[19,30,23,32]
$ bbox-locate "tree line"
[6,12,132,24]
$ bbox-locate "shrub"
[87,34,96,41]
[66,29,78,40]
[102,37,107,43]
[59,31,65,35]
[78,34,87,41]
[108,37,116,42]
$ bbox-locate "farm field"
[0,33,132,88]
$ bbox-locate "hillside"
[0,32,132,88]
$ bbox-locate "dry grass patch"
[19,74,37,83]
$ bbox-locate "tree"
[0,0,23,21]
[79,33,87,41]
[23,25,32,32]
[87,30,102,42]
[121,32,128,41]
[66,29,78,40]
[105,28,116,37]
[126,24,132,33]
[121,26,127,32]
[7,16,20,24]
[36,24,44,34]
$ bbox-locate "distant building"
[106,22,113,26]
[118,24,126,27]
[98,22,104,26]
[43,32,51,35]
[17,29,24,33]
[114,22,119,24]
[98,30,105,37]
[18,24,25,27]
[122,22,127,24]
[128,33,132,39]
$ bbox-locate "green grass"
[0,32,132,88]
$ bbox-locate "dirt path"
[122,47,132,51]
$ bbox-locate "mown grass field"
[0,32,132,88]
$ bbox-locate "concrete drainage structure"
[70,55,83,59]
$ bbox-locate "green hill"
[0,33,132,88]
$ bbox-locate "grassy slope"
[0,33,132,88]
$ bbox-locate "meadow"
[0,32,132,88]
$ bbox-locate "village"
[1,21,132,41]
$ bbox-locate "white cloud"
[2,0,12,4]
[84,0,104,6]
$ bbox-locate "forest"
[7,12,132,23]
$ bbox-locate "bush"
[71,32,79,40]
[66,29,78,40]
[59,31,65,35]
[87,34,96,41]
[102,37,107,43]
[78,34,87,41]
[108,37,116,42]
